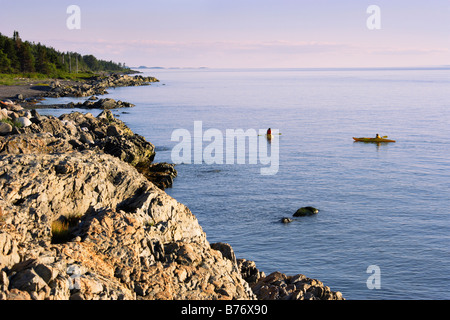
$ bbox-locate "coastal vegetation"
[51,213,83,244]
[0,31,130,84]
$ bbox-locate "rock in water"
[281,217,293,223]
[293,206,319,217]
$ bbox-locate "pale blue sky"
[1,0,449,68]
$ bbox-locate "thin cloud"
[368,47,449,55]
[44,37,450,68]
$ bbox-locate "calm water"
[39,68,450,299]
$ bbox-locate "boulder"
[50,80,61,88]
[135,162,177,190]
[237,259,265,286]
[0,122,12,136]
[211,242,237,266]
[0,109,8,121]
[4,103,23,112]
[293,206,319,217]
[106,125,122,137]
[18,117,32,128]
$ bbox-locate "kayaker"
[375,133,381,139]
[267,128,272,135]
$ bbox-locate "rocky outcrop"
[45,98,135,110]
[0,102,175,189]
[0,151,253,300]
[250,271,344,300]
[135,162,178,191]
[0,102,344,301]
[46,74,159,98]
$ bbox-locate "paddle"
[258,133,282,136]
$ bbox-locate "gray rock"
[80,132,95,145]
[10,268,48,292]
[0,122,12,135]
[0,108,8,121]
[50,80,61,88]
[18,117,32,127]
[0,233,21,268]
[106,124,122,136]
[211,242,237,266]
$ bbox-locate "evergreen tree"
[0,49,12,73]
[0,31,129,76]
[19,42,35,73]
[2,37,19,71]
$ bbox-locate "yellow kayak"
[353,137,396,143]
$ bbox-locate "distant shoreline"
[132,65,449,71]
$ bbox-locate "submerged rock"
[293,206,319,217]
[281,217,293,223]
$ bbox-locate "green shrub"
[0,118,23,128]
[51,212,83,244]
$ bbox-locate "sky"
[1,0,449,68]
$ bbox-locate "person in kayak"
[266,128,273,140]
[375,133,381,139]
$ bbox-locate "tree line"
[0,31,129,75]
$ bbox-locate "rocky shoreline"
[0,73,159,107]
[0,76,344,300]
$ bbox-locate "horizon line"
[130,65,450,71]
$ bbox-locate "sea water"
[38,68,450,299]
